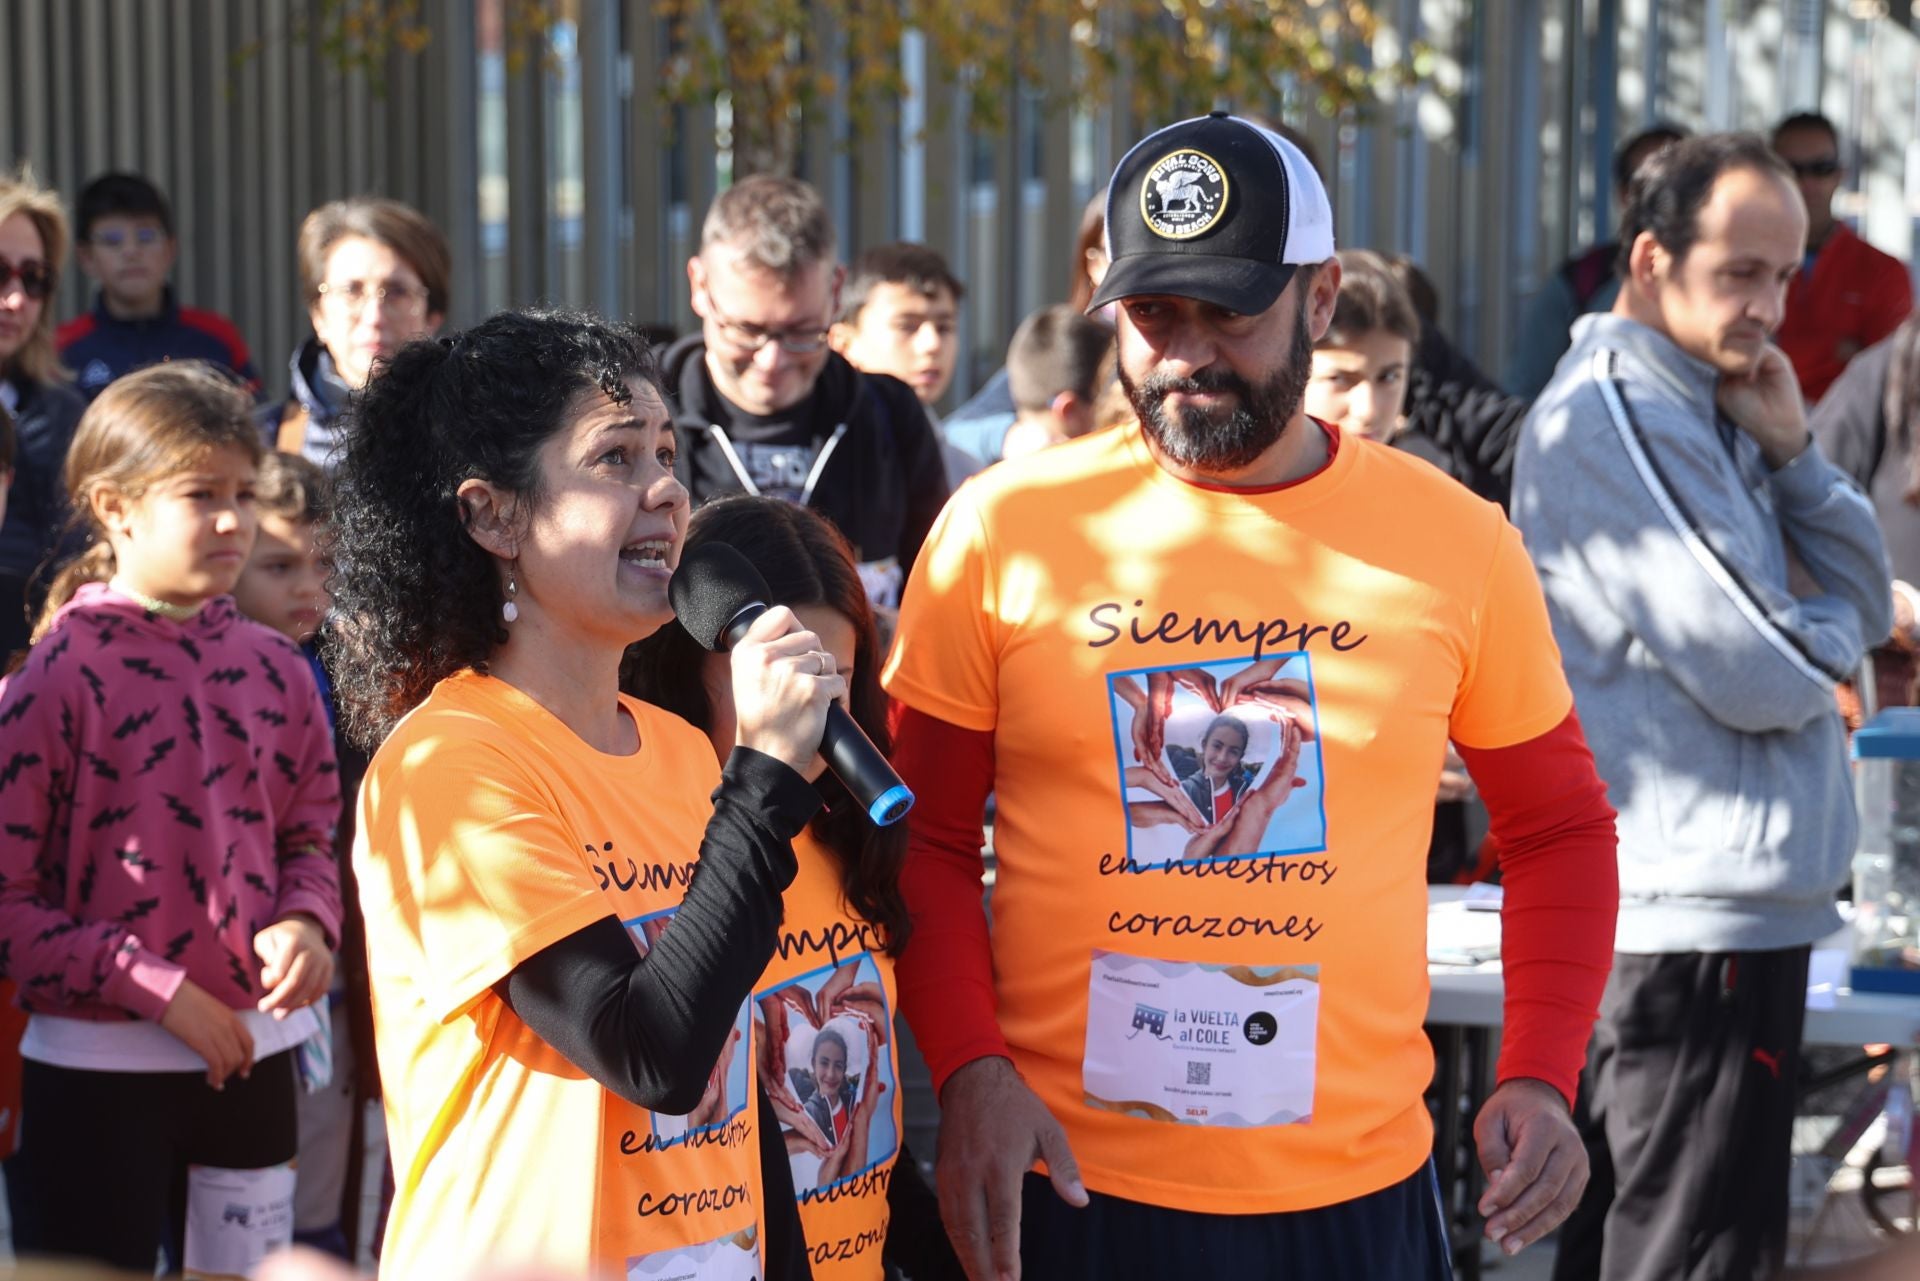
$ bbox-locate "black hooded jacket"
[661,336,950,599]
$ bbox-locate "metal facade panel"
[1,0,1910,409]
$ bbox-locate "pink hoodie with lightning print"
[0,583,341,1024]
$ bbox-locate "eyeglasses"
[0,256,53,301]
[89,226,167,250]
[700,287,832,355]
[317,279,430,317]
[1786,158,1840,179]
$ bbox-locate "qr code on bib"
[1186,1060,1212,1086]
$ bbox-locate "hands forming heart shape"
[1121,662,1317,792]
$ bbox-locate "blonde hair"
[32,363,262,641]
[0,167,72,386]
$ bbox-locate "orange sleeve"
[358,735,612,1025]
[1449,521,1574,749]
[881,487,1002,731]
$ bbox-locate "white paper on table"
[1806,947,1848,1011]
[1461,882,1504,911]
[1427,896,1503,967]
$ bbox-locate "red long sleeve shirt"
[1776,223,1913,404]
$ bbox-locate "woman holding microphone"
[328,309,837,1278]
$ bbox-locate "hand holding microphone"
[672,542,916,826]
[728,606,845,781]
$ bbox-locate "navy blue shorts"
[1021,1159,1454,1280]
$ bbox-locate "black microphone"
[670,541,915,826]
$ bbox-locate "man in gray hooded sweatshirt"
[1513,133,1892,1281]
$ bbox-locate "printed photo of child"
[1108,654,1328,869]
[753,953,899,1195]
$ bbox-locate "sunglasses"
[1787,158,1840,179]
[0,256,53,301]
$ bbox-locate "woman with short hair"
[266,197,450,468]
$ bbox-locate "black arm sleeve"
[882,1142,966,1279]
[496,747,820,1114]
[757,1079,813,1281]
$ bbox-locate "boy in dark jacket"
[57,173,258,400]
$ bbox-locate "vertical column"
[854,84,898,252]
[77,1,112,168]
[435,0,483,330]
[581,0,625,319]
[624,0,669,327]
[235,0,282,400]
[1039,14,1077,307]
[899,29,928,244]
[506,26,549,307]
[108,0,140,169]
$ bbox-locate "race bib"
[627,1225,762,1281]
[1082,949,1319,1127]
[182,1163,296,1279]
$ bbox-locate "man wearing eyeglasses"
[663,175,951,612]
[57,173,260,402]
[1770,112,1912,404]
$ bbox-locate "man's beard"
[1122,294,1313,474]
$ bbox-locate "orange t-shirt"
[355,672,765,1278]
[882,421,1572,1215]
[755,831,900,1281]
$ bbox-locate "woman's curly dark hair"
[621,496,910,954]
[327,308,663,749]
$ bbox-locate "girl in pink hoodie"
[0,362,341,1273]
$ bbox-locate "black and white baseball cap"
[1088,112,1336,316]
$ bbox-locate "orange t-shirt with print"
[355,672,764,1279]
[883,420,1572,1216]
[754,830,900,1281]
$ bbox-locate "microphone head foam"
[670,541,772,652]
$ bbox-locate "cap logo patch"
[1140,149,1229,240]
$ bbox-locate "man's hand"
[1474,1077,1588,1257]
[1715,344,1811,469]
[937,1056,1088,1281]
[254,915,333,1019]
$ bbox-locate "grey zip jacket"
[1513,314,1892,953]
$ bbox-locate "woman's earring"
[503,563,520,623]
